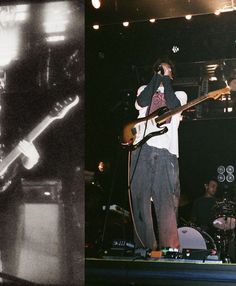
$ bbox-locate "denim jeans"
[130,143,180,250]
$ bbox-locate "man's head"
[204,179,218,197]
[153,57,175,77]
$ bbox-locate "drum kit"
[178,198,236,262]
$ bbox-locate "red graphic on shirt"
[149,92,171,123]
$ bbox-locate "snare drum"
[212,201,236,230]
[178,226,216,252]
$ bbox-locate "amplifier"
[16,179,68,284]
[21,179,62,203]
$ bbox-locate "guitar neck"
[26,115,53,142]
[0,115,53,176]
[155,93,215,124]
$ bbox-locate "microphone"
[157,65,164,75]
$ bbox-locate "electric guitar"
[0,95,79,180]
[121,87,230,149]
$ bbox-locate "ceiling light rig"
[91,18,159,30]
[90,7,236,30]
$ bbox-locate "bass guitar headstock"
[208,86,231,100]
[49,95,79,119]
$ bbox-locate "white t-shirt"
[135,85,187,157]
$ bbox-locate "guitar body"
[121,106,169,147]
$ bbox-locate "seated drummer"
[191,178,218,236]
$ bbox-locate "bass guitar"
[121,87,230,149]
[0,95,79,178]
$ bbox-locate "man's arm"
[162,76,181,109]
[137,64,181,109]
[137,74,162,107]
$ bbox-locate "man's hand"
[161,63,173,79]
[17,140,40,170]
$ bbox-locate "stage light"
[123,21,129,27]
[0,27,19,67]
[221,95,227,101]
[224,107,233,113]
[209,76,218,81]
[15,4,29,22]
[97,160,110,172]
[93,24,99,30]
[98,161,105,172]
[44,191,51,196]
[46,35,65,42]
[91,0,101,9]
[0,4,28,26]
[149,19,156,23]
[0,4,31,67]
[16,4,28,12]
[185,15,192,20]
[172,46,179,53]
[43,2,69,35]
[44,20,68,33]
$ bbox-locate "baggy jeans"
[130,144,180,250]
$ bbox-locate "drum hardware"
[212,199,236,263]
[212,200,236,231]
[213,229,235,263]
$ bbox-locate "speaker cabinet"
[14,179,68,284]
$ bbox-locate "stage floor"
[86,256,236,286]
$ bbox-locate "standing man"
[130,58,187,250]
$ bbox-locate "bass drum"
[178,226,216,252]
